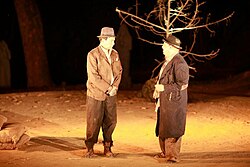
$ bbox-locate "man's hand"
[153,90,159,99]
[155,84,164,92]
[181,84,188,91]
[109,86,117,96]
[106,86,113,95]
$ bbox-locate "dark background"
[0,0,249,89]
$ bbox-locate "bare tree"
[116,0,234,66]
[116,0,234,100]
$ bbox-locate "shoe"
[84,149,98,158]
[104,149,114,157]
[103,142,115,158]
[166,156,180,163]
[154,152,165,159]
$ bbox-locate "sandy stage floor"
[0,75,249,167]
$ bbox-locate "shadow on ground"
[19,136,85,152]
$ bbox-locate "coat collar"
[159,54,179,80]
[97,46,114,64]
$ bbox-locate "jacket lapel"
[98,46,110,64]
[159,61,172,81]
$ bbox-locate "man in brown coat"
[85,27,123,158]
[153,35,189,163]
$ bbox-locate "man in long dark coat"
[153,35,189,163]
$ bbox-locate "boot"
[103,142,114,157]
[85,148,97,158]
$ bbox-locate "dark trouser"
[85,96,117,149]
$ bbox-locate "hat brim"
[162,39,182,50]
[97,35,116,38]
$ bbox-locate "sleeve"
[175,62,189,86]
[87,52,111,92]
[164,61,189,93]
[111,53,123,89]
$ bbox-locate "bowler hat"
[163,35,182,49]
[97,27,116,38]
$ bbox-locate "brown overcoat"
[156,54,189,138]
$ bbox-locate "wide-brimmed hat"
[97,27,116,38]
[163,35,182,49]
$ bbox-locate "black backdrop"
[0,0,249,89]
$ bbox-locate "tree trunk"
[14,0,51,88]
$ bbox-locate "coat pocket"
[171,90,181,102]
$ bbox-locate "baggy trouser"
[158,137,182,161]
[165,137,182,162]
[85,96,117,151]
[159,137,165,154]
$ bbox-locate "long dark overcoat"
[156,54,189,139]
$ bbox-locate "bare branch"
[116,0,234,75]
[135,30,163,46]
[180,49,220,59]
[170,12,234,33]
[116,8,167,32]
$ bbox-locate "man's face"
[162,42,172,61]
[100,37,115,50]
